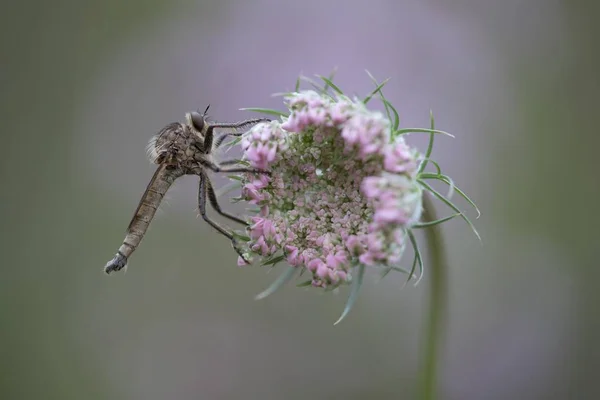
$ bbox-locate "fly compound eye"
[190,111,205,132]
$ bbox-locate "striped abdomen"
[104,164,183,274]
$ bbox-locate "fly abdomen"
[104,165,183,274]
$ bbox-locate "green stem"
[419,191,448,400]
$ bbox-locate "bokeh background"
[2,0,599,399]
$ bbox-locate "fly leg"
[198,174,250,264]
[218,159,245,166]
[205,176,247,226]
[204,118,271,152]
[198,159,271,175]
[209,118,271,130]
[214,132,240,149]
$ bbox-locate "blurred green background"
[2,1,599,399]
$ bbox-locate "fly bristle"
[147,135,171,164]
[146,135,159,163]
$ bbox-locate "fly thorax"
[149,122,203,165]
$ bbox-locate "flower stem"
[418,191,448,400]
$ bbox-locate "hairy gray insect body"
[104,110,269,274]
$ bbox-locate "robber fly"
[103,106,269,274]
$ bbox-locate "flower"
[226,75,480,325]
[234,89,422,289]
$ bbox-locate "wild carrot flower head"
[230,75,479,323]
[237,91,421,287]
